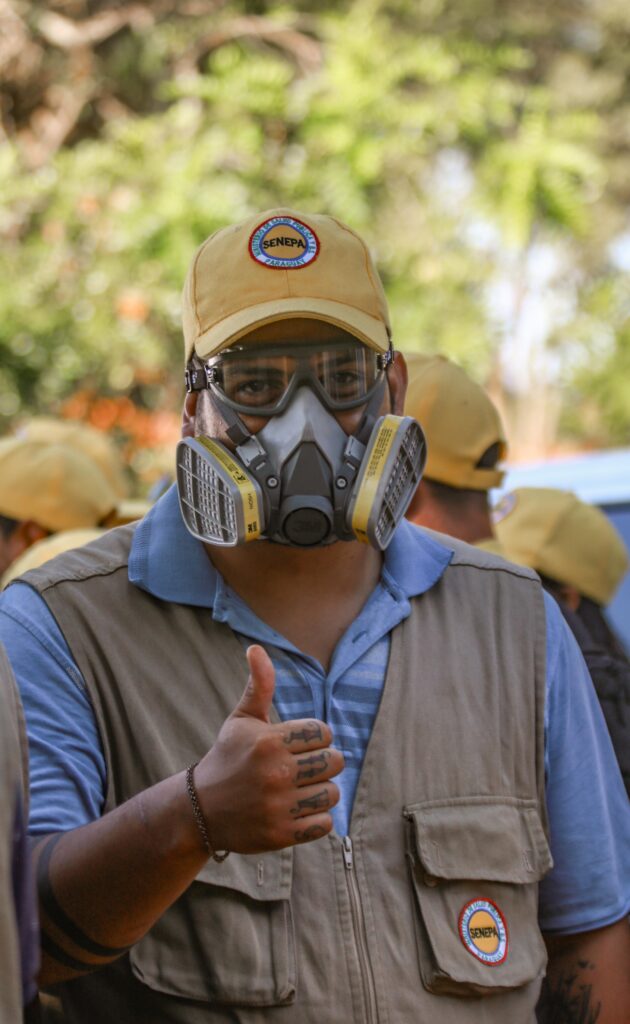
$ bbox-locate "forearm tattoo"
[294,823,328,842]
[296,751,330,781]
[536,962,601,1024]
[290,788,330,817]
[283,722,324,745]
[38,833,130,966]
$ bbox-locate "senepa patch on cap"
[458,899,508,966]
[249,215,320,269]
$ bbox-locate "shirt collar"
[129,484,453,607]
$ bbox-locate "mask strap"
[205,390,253,447]
[354,377,388,444]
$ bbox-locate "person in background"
[403,353,506,553]
[0,438,118,582]
[0,642,39,1023]
[15,418,152,529]
[16,418,129,503]
[494,487,630,796]
[0,209,628,1023]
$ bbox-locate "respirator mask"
[177,337,426,551]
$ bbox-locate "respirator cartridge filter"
[348,414,426,549]
[176,436,263,547]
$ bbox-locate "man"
[403,353,506,553]
[494,486,630,795]
[0,209,628,1023]
[0,438,117,579]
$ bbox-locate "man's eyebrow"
[316,352,362,368]
[227,361,287,372]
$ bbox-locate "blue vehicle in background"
[498,448,630,654]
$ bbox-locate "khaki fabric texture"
[493,487,629,606]
[1,528,104,588]
[0,644,30,1024]
[404,354,507,490]
[0,438,117,532]
[182,208,391,361]
[24,526,549,1024]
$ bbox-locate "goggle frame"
[185,339,394,417]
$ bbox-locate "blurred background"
[1,0,630,495]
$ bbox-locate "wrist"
[185,763,230,863]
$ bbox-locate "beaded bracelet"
[185,762,230,863]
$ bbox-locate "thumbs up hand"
[193,645,344,855]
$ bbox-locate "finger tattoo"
[296,751,330,781]
[290,788,330,817]
[283,722,324,746]
[294,823,327,842]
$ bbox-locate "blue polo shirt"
[0,486,628,935]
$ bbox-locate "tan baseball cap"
[16,417,129,498]
[403,354,507,490]
[0,439,118,532]
[1,528,104,588]
[493,487,629,606]
[183,208,391,362]
[102,498,151,527]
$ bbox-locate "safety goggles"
[185,340,393,416]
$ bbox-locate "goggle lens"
[207,342,385,414]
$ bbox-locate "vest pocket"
[403,797,553,997]
[129,849,296,1007]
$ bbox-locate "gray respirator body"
[177,360,426,552]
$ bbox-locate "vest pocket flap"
[130,848,296,1006]
[404,798,550,997]
[195,847,293,901]
[405,797,553,883]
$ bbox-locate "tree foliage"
[1,0,630,461]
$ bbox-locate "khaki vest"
[25,526,551,1023]
[0,644,31,1024]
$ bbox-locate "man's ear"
[387,350,408,416]
[557,583,582,613]
[12,521,48,560]
[181,392,198,438]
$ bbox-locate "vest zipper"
[341,836,379,1024]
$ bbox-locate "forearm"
[34,647,343,988]
[35,770,207,986]
[538,916,630,1024]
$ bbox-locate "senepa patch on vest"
[249,216,320,269]
[458,899,508,965]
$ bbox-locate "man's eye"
[325,370,364,395]
[232,373,286,404]
[329,371,359,385]
[239,379,272,394]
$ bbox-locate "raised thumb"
[234,645,275,722]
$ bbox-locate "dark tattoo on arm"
[294,823,328,842]
[536,962,601,1024]
[38,833,130,965]
[283,722,324,746]
[290,788,330,817]
[295,751,330,781]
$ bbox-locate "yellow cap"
[16,417,129,499]
[403,354,507,490]
[475,537,508,557]
[0,439,117,532]
[493,487,629,606]
[103,498,151,528]
[1,528,104,588]
[183,208,391,361]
